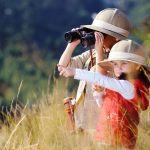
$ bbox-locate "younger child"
[58,39,150,149]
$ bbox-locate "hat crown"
[81,8,132,39]
[108,40,147,66]
[94,8,131,33]
[111,40,145,57]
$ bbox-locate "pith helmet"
[99,39,148,68]
[81,8,132,40]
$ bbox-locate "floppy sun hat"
[98,39,148,68]
[81,8,131,40]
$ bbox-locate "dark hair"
[118,73,128,80]
[117,66,150,89]
[137,66,150,88]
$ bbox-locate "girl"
[58,39,150,149]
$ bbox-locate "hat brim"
[80,25,127,40]
[98,58,149,70]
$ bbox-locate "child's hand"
[94,32,104,53]
[57,64,64,72]
[69,39,80,47]
[69,28,81,46]
[92,84,104,92]
[57,65,75,77]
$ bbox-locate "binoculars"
[64,28,97,48]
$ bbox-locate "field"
[0,79,150,150]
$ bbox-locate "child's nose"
[117,66,122,71]
[117,67,123,75]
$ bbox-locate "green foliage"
[0,0,105,57]
[113,0,150,25]
[0,42,56,105]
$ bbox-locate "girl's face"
[110,60,139,78]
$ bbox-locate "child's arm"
[58,41,92,72]
[95,32,107,74]
[74,69,135,100]
[58,40,80,69]
[58,66,135,100]
[92,32,106,93]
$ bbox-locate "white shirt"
[74,69,135,100]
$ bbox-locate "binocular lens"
[64,31,81,43]
[81,33,95,48]
[81,39,88,48]
[64,32,72,43]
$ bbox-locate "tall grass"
[0,79,149,150]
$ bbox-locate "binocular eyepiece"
[81,32,95,48]
[64,28,96,48]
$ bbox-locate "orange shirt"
[95,79,149,149]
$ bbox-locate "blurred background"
[0,0,150,107]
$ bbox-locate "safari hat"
[81,8,131,40]
[98,39,148,68]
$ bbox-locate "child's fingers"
[95,32,104,40]
[59,69,66,76]
[92,84,103,92]
[61,70,69,77]
[95,32,104,44]
[57,66,62,72]
[57,64,65,72]
[57,64,65,68]
[92,84,97,91]
[60,68,70,77]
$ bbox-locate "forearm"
[94,32,106,74]
[96,50,107,75]
[58,43,76,67]
[96,50,103,70]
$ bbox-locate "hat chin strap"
[92,20,129,37]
